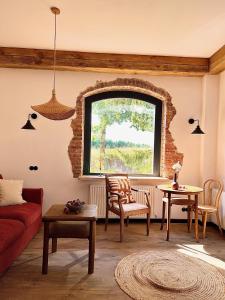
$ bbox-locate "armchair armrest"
[131,188,151,208]
[131,188,149,194]
[110,191,125,212]
[22,188,43,205]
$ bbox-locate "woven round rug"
[115,250,225,300]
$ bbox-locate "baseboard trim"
[97,218,225,234]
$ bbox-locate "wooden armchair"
[105,174,151,242]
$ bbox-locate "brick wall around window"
[68,78,183,179]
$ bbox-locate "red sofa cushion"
[0,219,25,253]
[0,203,41,227]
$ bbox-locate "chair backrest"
[105,173,134,204]
[203,179,223,208]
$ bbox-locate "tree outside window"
[83,91,162,176]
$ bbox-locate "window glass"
[84,91,162,176]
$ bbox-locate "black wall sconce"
[21,113,37,130]
[188,118,205,134]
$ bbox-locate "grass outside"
[90,147,153,174]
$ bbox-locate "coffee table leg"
[166,192,171,241]
[88,220,96,274]
[42,221,50,274]
[194,194,199,242]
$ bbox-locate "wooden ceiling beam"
[0,47,209,76]
[209,45,225,74]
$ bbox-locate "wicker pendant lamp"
[31,7,75,120]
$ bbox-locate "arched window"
[83,90,162,176]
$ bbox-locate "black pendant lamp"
[21,113,37,130]
[188,118,205,134]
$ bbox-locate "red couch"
[0,175,43,273]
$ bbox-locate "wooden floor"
[0,222,225,300]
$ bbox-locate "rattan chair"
[197,179,223,238]
[105,174,151,242]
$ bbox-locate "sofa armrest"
[22,188,43,206]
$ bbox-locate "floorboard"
[0,223,225,300]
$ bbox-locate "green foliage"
[92,98,155,131]
[91,139,149,149]
[90,147,153,174]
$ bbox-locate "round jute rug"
[115,250,225,300]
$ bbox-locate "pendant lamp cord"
[53,12,57,93]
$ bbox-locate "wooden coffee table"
[42,204,97,274]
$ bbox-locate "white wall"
[201,75,219,184]
[217,71,225,187]
[216,71,225,227]
[0,68,203,218]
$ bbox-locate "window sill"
[78,175,170,185]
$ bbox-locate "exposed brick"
[68,78,183,178]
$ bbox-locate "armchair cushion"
[107,177,134,203]
[113,202,148,212]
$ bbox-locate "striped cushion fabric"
[107,177,134,203]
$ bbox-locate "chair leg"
[160,201,166,230]
[120,216,124,242]
[126,216,129,227]
[202,212,207,239]
[201,212,205,234]
[187,206,192,233]
[146,212,150,236]
[190,210,193,232]
[216,210,223,235]
[52,237,57,253]
[105,206,109,231]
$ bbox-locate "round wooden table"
[157,184,203,242]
